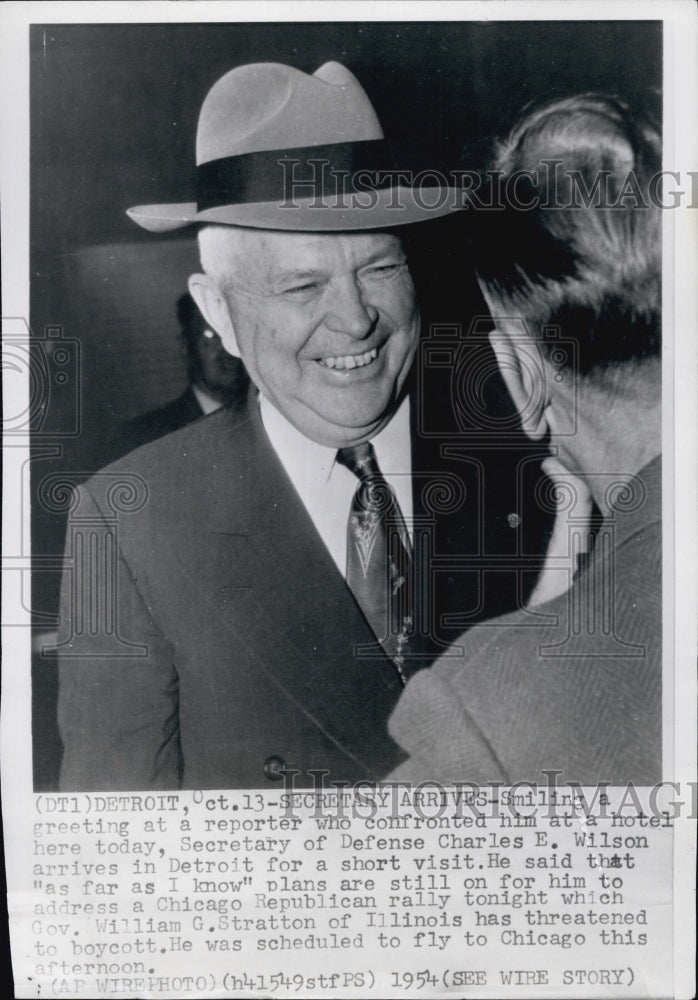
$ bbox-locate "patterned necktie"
[336,442,413,684]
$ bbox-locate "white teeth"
[319,348,378,370]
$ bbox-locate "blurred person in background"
[107,292,249,461]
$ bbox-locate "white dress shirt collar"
[191,382,224,415]
[259,394,412,577]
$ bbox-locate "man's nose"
[325,278,378,339]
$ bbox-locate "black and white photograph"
[28,16,666,792]
[2,3,696,998]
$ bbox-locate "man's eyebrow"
[360,245,407,265]
[269,246,406,283]
[273,269,326,282]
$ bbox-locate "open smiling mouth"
[316,347,379,371]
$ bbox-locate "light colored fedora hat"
[127,61,462,232]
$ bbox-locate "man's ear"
[188,273,241,358]
[488,326,549,441]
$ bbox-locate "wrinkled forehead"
[212,226,406,282]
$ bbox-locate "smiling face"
[191,227,420,447]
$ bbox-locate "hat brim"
[127,186,464,233]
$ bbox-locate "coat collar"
[604,454,662,548]
[201,397,407,778]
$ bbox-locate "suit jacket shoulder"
[101,387,205,465]
[59,400,407,790]
[388,458,662,786]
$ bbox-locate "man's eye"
[363,263,404,279]
[283,282,319,297]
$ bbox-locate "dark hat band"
[196,139,397,210]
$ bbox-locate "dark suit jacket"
[388,457,662,785]
[57,369,550,790]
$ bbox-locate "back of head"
[470,94,661,388]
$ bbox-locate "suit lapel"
[203,400,405,777]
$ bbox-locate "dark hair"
[176,292,208,381]
[470,94,661,378]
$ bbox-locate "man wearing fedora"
[56,61,548,790]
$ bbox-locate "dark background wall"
[30,20,662,789]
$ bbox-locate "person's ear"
[188,273,241,358]
[488,326,550,441]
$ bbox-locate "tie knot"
[336,442,380,482]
